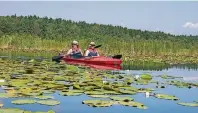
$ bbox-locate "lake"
[0,51,198,113]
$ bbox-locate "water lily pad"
[85,91,105,95]
[53,76,65,81]
[83,86,98,91]
[110,96,134,102]
[82,100,114,107]
[135,79,149,85]
[41,90,55,94]
[140,74,152,80]
[66,65,79,72]
[34,96,54,100]
[0,108,24,113]
[103,90,121,95]
[66,90,84,93]
[59,91,83,96]
[119,101,148,109]
[88,95,109,98]
[36,100,60,106]
[22,92,43,96]
[0,108,55,113]
[8,80,30,87]
[155,93,179,101]
[119,90,137,95]
[33,110,55,113]
[177,102,198,107]
[138,88,154,93]
[11,99,36,105]
[119,86,138,92]
[0,92,18,98]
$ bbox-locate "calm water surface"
[0,51,198,113]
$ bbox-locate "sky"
[0,1,198,35]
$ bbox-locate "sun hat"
[72,40,78,45]
[89,42,95,46]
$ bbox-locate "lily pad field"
[0,56,198,113]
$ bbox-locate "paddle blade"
[112,55,122,59]
[94,45,102,48]
[52,56,63,63]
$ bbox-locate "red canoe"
[63,56,122,65]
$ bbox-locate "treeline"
[0,15,197,40]
[1,15,198,63]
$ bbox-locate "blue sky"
[0,1,198,35]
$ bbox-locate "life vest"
[88,48,98,57]
[71,47,82,58]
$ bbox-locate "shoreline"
[1,48,198,65]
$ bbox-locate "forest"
[0,15,198,64]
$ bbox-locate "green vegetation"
[1,15,198,64]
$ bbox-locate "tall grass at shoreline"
[1,34,198,64]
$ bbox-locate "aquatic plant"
[11,99,36,105]
[36,100,60,106]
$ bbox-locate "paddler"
[65,40,83,58]
[85,42,100,57]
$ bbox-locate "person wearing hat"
[85,42,99,57]
[66,40,83,58]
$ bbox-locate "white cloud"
[183,22,198,29]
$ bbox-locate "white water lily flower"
[146,92,150,98]
[103,81,108,84]
[0,80,5,82]
[135,75,140,79]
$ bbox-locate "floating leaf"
[88,95,109,98]
[36,100,60,106]
[119,86,138,92]
[155,93,179,101]
[53,76,65,81]
[82,100,114,107]
[110,96,134,102]
[33,110,55,113]
[34,96,54,100]
[138,88,154,93]
[135,79,149,85]
[85,91,105,95]
[66,65,79,72]
[103,90,121,95]
[41,90,55,94]
[0,108,55,113]
[11,99,36,105]
[0,108,24,113]
[59,91,83,96]
[119,90,137,95]
[119,101,148,109]
[141,74,152,80]
[177,102,198,107]
[0,92,18,98]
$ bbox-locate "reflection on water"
[122,61,198,71]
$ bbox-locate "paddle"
[112,55,122,59]
[52,55,64,63]
[94,45,102,48]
